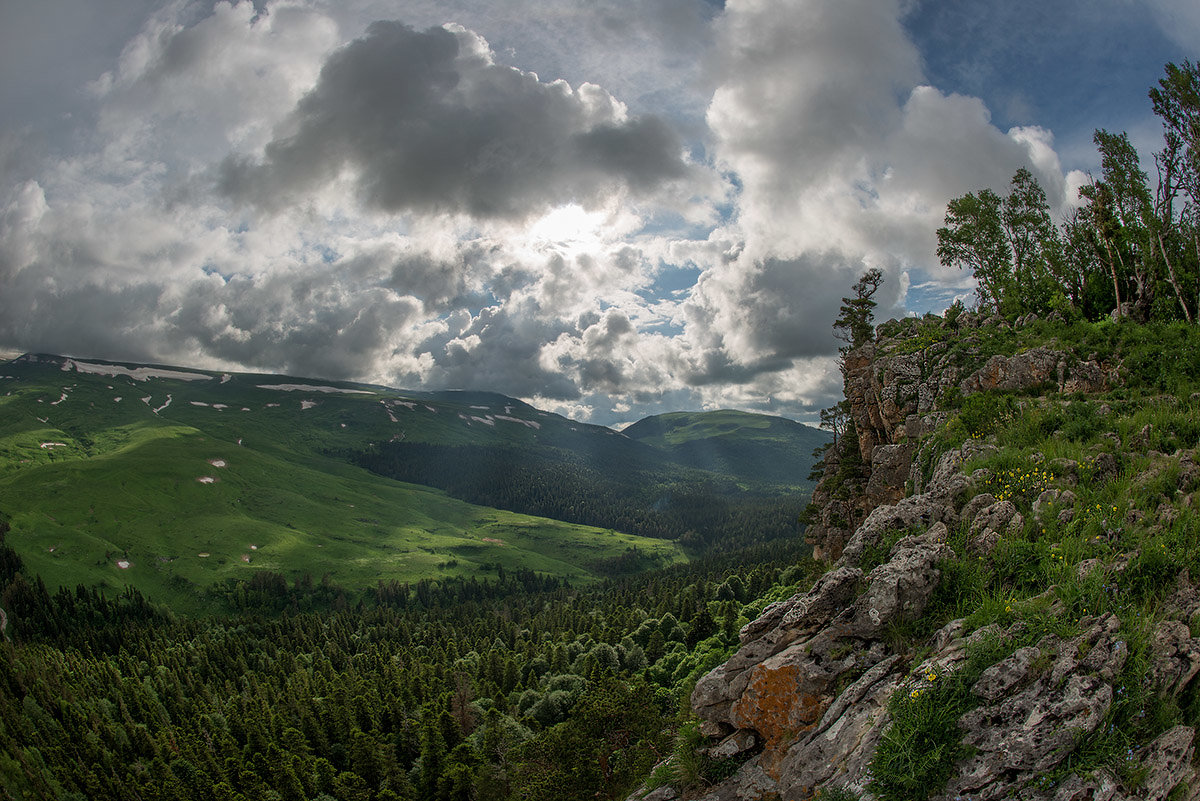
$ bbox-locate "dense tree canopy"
[940,61,1200,324]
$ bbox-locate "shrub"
[868,667,976,801]
[958,392,1018,439]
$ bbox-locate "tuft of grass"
[645,718,758,795]
[870,625,1039,800]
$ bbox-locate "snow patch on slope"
[64,359,210,382]
[257,383,373,395]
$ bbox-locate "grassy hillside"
[0,355,683,612]
[622,409,829,486]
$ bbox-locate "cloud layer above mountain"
[0,0,1193,425]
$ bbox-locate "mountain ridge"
[0,352,827,612]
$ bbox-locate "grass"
[0,359,685,614]
[835,316,1200,796]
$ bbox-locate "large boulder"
[959,348,1063,395]
[943,615,1128,800]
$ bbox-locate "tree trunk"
[1101,235,1123,315]
[1157,230,1194,323]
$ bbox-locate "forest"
[345,440,809,552]
[0,515,817,801]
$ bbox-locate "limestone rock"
[694,525,950,776]
[840,471,964,568]
[945,616,1128,799]
[959,348,1063,396]
[1166,570,1200,624]
[866,443,914,506]
[961,492,997,528]
[1061,359,1106,393]
[696,757,778,801]
[1139,725,1196,800]
[967,499,1024,554]
[840,500,931,568]
[694,325,1183,801]
[1093,451,1119,481]
[1151,620,1200,696]
[639,785,679,801]
[692,566,863,732]
[1032,488,1061,518]
[848,532,953,638]
[1043,726,1195,801]
[775,655,904,798]
[703,730,758,760]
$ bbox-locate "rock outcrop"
[690,449,968,799]
[658,322,1199,801]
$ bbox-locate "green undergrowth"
[646,718,760,796]
[853,316,1200,798]
[869,633,1013,801]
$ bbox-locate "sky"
[1,0,1197,427]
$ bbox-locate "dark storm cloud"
[219,20,692,219]
[164,274,421,381]
[410,299,583,400]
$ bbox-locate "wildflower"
[910,689,921,700]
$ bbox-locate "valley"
[0,354,824,614]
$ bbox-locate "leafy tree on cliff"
[1149,60,1200,322]
[938,169,1066,315]
[1002,167,1068,314]
[936,187,1011,312]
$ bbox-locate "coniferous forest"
[0,507,817,800]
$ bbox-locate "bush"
[869,667,976,801]
[958,392,1018,439]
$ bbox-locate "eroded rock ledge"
[655,330,1199,801]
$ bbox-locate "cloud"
[677,0,1078,383]
[89,1,340,161]
[219,20,694,220]
[0,0,1106,428]
[1146,0,1200,53]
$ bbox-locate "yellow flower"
[910,689,921,700]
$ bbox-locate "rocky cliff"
[641,313,1200,801]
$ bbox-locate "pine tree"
[832,268,885,351]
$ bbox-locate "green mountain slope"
[0,354,683,611]
[622,409,829,485]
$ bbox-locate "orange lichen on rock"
[729,659,830,775]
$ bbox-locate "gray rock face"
[1043,726,1196,801]
[637,785,679,801]
[692,521,950,786]
[1152,620,1200,696]
[1139,726,1196,800]
[1061,359,1107,393]
[945,615,1128,800]
[703,729,758,761]
[967,499,1024,554]
[849,531,953,638]
[696,757,777,801]
[866,443,915,506]
[698,332,1167,801]
[959,348,1063,396]
[692,565,864,738]
[774,655,903,798]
